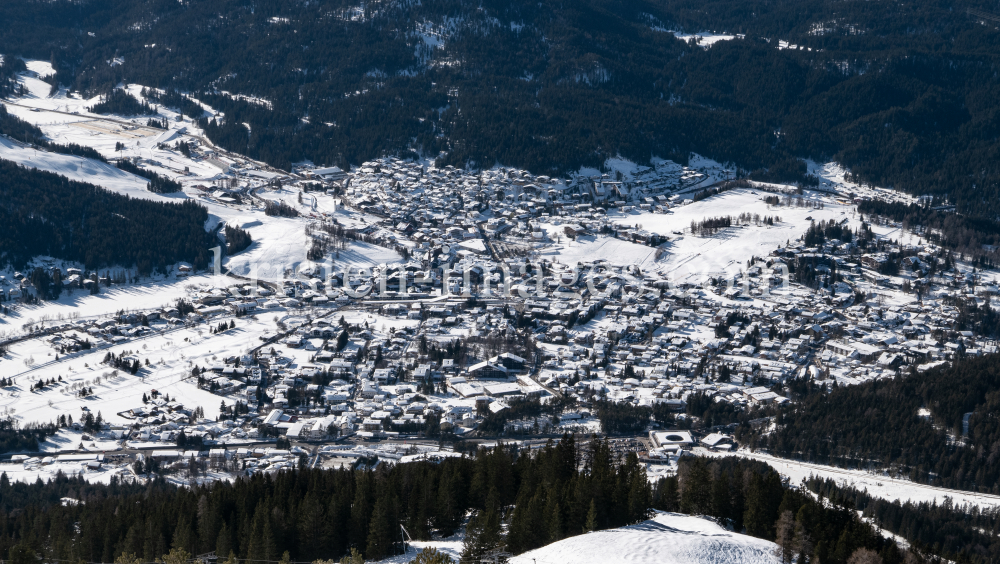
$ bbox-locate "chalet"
[467,361,509,380]
[492,352,527,371]
[230,301,257,314]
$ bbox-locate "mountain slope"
[0,159,212,275]
[1,0,999,214]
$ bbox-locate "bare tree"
[847,548,883,564]
[774,510,795,564]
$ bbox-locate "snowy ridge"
[509,512,779,564]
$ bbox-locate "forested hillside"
[0,160,212,274]
[1,0,1000,214]
[0,442,916,564]
[807,476,1000,563]
[742,354,1000,492]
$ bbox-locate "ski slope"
[508,512,779,564]
[0,136,174,202]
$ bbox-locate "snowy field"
[221,214,314,279]
[508,512,779,564]
[610,188,854,281]
[374,534,465,564]
[0,314,282,425]
[0,273,222,334]
[668,32,744,49]
[372,512,778,564]
[539,235,660,267]
[0,135,169,201]
[0,457,129,484]
[537,187,856,279]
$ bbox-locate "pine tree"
[743,471,782,539]
[350,472,375,552]
[246,504,276,563]
[337,548,364,564]
[460,492,505,564]
[161,548,191,564]
[171,518,192,553]
[365,494,397,560]
[434,468,463,536]
[547,500,562,543]
[775,510,795,563]
[711,472,733,527]
[298,494,326,560]
[260,517,277,563]
[679,459,712,515]
[216,521,232,558]
[626,454,651,523]
[411,547,455,564]
[584,499,598,533]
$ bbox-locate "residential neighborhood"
[1,153,994,486]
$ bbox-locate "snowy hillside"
[0,135,166,201]
[508,512,779,564]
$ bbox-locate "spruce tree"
[679,458,712,515]
[365,494,397,560]
[711,472,733,527]
[298,494,326,560]
[547,500,562,543]
[460,491,505,564]
[171,518,192,554]
[350,472,375,551]
[775,510,795,563]
[584,499,598,533]
[215,521,232,558]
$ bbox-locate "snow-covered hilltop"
[510,512,779,564]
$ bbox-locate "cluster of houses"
[131,227,995,459]
[326,157,724,261]
[8,153,1000,481]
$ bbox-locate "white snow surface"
[0,136,170,202]
[541,187,854,277]
[540,235,659,267]
[0,273,219,337]
[0,312,281,425]
[508,512,779,564]
[670,32,742,48]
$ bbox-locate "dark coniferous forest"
[1,0,1000,215]
[0,442,917,564]
[88,89,157,116]
[113,158,183,194]
[741,354,1000,493]
[0,160,212,273]
[807,476,1000,563]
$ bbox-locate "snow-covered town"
[1,61,997,500]
[5,0,1000,558]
